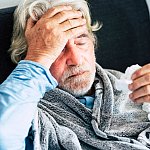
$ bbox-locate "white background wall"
[0,0,20,9]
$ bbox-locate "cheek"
[85,45,96,67]
[50,62,64,82]
[50,51,66,82]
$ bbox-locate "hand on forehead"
[25,5,87,68]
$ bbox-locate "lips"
[68,71,86,78]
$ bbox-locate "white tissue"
[116,64,150,118]
[116,64,141,93]
[122,64,141,80]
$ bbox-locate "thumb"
[26,17,35,31]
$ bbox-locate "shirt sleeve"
[0,60,58,150]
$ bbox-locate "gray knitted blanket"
[36,63,150,150]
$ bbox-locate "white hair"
[9,0,101,63]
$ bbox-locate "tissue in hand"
[116,64,141,93]
[116,64,150,118]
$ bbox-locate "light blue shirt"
[78,96,94,109]
[0,60,58,150]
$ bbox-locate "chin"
[59,78,94,97]
[61,86,91,97]
[59,70,95,97]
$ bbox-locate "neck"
[86,85,95,96]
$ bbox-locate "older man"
[0,0,150,150]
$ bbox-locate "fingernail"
[128,84,133,90]
[132,99,137,103]
[131,74,136,80]
[129,93,133,99]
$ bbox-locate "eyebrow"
[76,33,89,39]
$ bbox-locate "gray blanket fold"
[36,63,150,150]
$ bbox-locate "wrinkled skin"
[129,63,150,103]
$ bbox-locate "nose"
[65,39,83,66]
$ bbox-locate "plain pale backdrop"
[0,0,20,9]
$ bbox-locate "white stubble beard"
[58,64,96,97]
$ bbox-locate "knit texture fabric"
[35,63,150,150]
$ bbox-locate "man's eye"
[75,39,87,46]
[76,42,86,46]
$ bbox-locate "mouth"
[68,71,87,79]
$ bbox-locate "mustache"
[62,65,89,79]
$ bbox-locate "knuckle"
[131,92,135,99]
[70,28,74,35]
[79,18,86,25]
[25,30,28,37]
[67,29,74,38]
[144,86,150,93]
[60,11,67,17]
[72,9,78,14]
[43,24,48,30]
[145,74,150,82]
[149,95,150,101]
[43,22,51,30]
[147,85,150,93]
[51,27,57,34]
[52,27,62,37]
[132,82,138,90]
[145,95,150,101]
[136,70,141,77]
[79,18,83,24]
[68,19,73,27]
[147,63,150,69]
[143,96,147,101]
[51,7,57,13]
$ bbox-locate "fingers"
[54,10,83,24]
[26,17,35,30]
[130,95,150,104]
[129,74,150,91]
[39,5,85,34]
[131,63,150,80]
[42,5,83,25]
[60,18,86,31]
[129,85,150,100]
[25,17,35,37]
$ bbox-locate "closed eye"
[75,34,89,46]
[76,42,86,45]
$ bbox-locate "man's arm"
[0,60,57,150]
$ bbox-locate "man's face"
[50,30,96,97]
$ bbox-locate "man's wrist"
[18,60,58,91]
[24,56,54,69]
